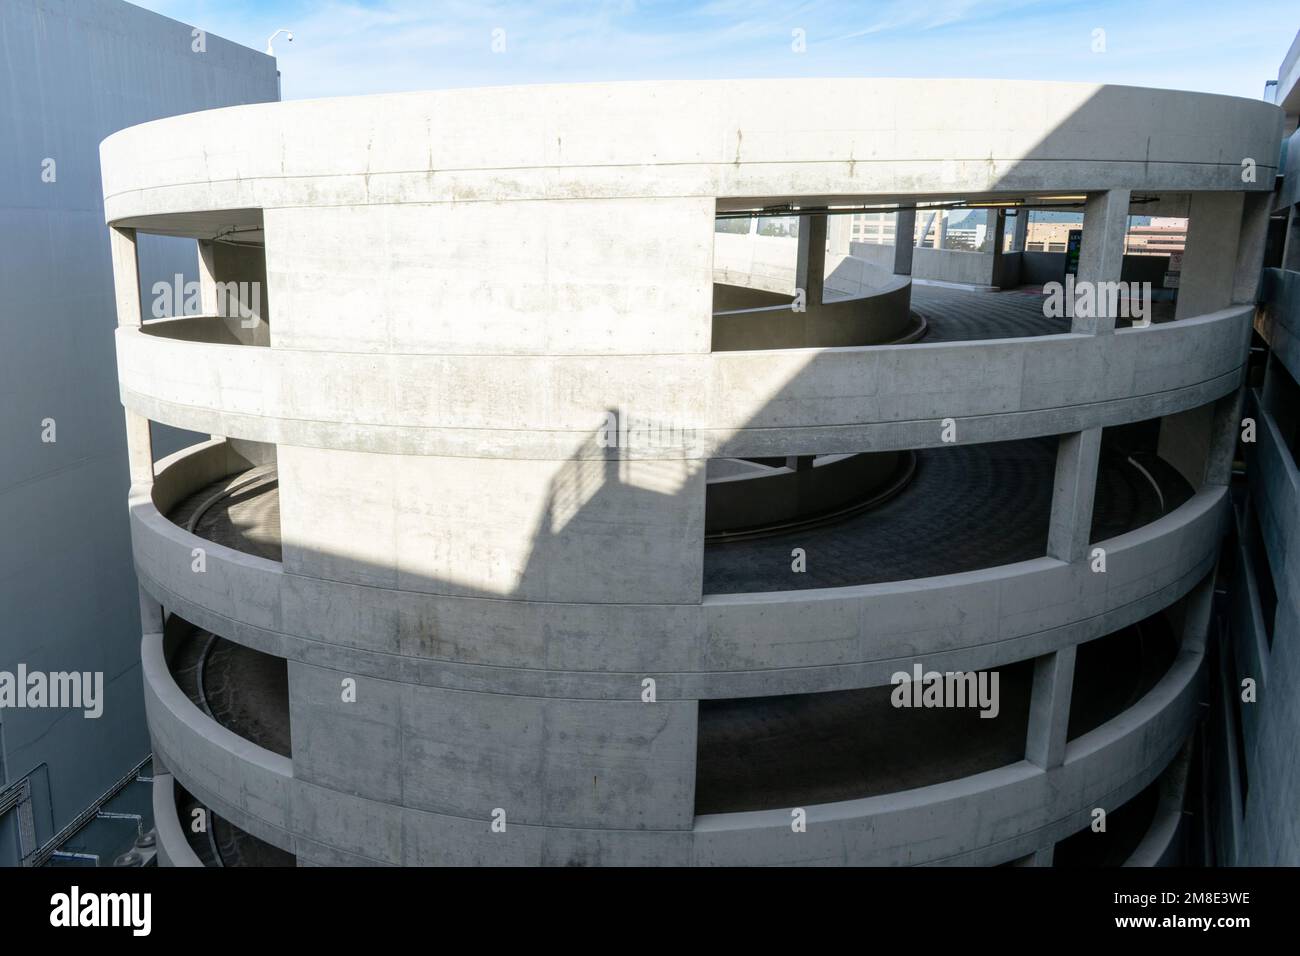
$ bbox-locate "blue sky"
[131,0,1297,102]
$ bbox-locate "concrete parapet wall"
[117,307,1251,460]
[132,439,1227,699]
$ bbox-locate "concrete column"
[796,213,827,306]
[1075,189,1130,333]
[827,213,852,257]
[1026,645,1078,770]
[988,208,1007,286]
[124,410,153,488]
[1012,208,1029,252]
[1176,192,1246,320]
[894,207,917,276]
[1047,427,1102,563]
[1204,391,1245,488]
[109,226,142,328]
[197,239,219,315]
[139,586,164,635]
[1157,403,1216,492]
[985,208,1006,253]
[1180,575,1215,656]
[1232,192,1273,305]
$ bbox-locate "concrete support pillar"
[1232,192,1273,305]
[796,213,827,306]
[1180,575,1215,656]
[1031,846,1055,866]
[124,410,154,488]
[197,239,219,315]
[894,207,917,276]
[986,208,1006,253]
[988,208,1007,286]
[1012,208,1029,252]
[109,226,142,328]
[138,586,164,635]
[1075,189,1130,333]
[827,213,852,257]
[1026,645,1078,770]
[1047,427,1102,563]
[1176,192,1245,320]
[1204,391,1245,488]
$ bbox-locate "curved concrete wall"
[131,437,1227,698]
[151,773,203,868]
[105,79,1276,866]
[141,613,1205,866]
[142,629,294,854]
[117,306,1250,460]
[102,80,1280,229]
[711,276,915,350]
[704,452,908,535]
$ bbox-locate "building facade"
[101,79,1281,865]
[0,0,278,866]
[1206,30,1300,865]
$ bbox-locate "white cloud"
[126,0,1298,101]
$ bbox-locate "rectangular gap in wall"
[1091,412,1198,543]
[1066,604,1181,743]
[149,419,210,465]
[694,660,1033,815]
[702,437,1055,594]
[1052,774,1162,867]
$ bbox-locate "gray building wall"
[1209,37,1300,861]
[0,0,278,865]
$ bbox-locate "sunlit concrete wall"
[104,79,1279,865]
[0,0,277,865]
